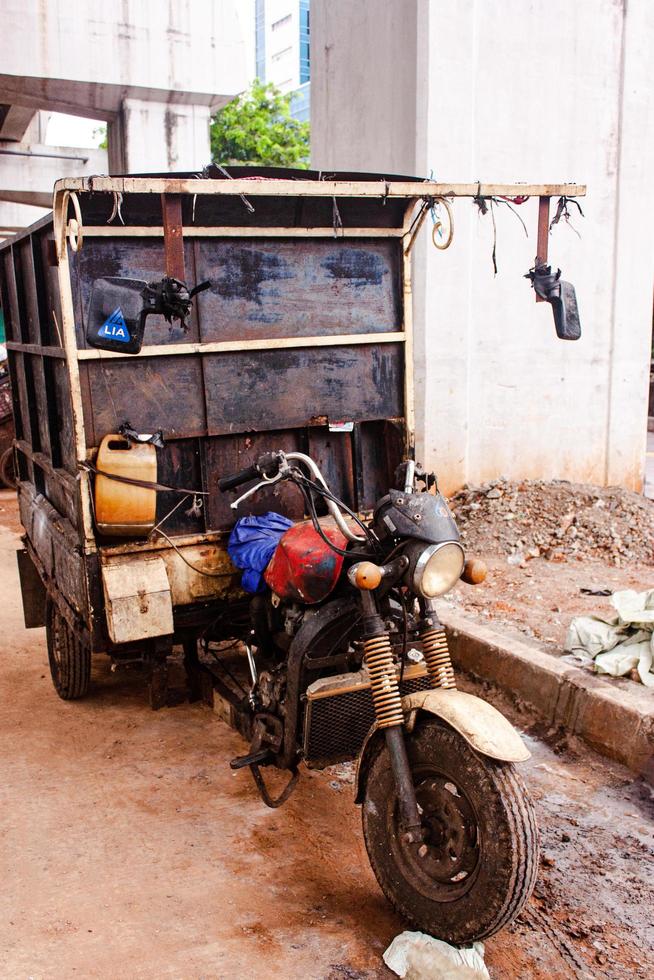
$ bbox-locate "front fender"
[354,689,530,804]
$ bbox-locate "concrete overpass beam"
[0,200,50,241]
[0,145,107,200]
[0,105,38,142]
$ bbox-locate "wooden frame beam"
[15,439,77,495]
[6,341,66,358]
[76,331,406,361]
[81,225,406,238]
[55,177,587,200]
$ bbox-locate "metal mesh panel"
[303,670,431,768]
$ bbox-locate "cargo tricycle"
[0,168,584,942]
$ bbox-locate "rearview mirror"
[87,277,149,354]
[551,280,581,341]
[525,263,582,341]
[87,276,210,355]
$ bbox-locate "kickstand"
[249,763,300,808]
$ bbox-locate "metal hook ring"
[431,197,454,250]
[61,190,84,253]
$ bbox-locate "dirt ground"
[443,555,654,654]
[1,490,653,979]
[446,478,654,666]
[450,478,654,566]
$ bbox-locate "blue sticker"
[98,307,130,342]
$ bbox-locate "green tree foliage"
[210,80,310,169]
[93,125,108,150]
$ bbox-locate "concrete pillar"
[311,0,418,174]
[116,100,212,174]
[311,0,654,494]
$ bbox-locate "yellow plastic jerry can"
[94,435,157,537]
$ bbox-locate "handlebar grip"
[218,464,261,492]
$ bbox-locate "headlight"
[408,541,465,598]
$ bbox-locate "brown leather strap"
[80,461,207,496]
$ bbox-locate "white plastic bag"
[383,930,490,979]
[565,589,654,687]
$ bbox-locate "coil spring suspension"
[420,626,456,689]
[364,633,404,728]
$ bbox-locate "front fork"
[359,590,456,842]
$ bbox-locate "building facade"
[255,0,311,122]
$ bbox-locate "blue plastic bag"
[228,512,294,594]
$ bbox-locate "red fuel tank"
[264,519,348,604]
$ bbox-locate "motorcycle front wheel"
[362,717,539,944]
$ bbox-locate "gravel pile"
[449,479,654,566]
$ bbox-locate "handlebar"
[218,449,366,544]
[217,451,282,492]
[217,464,261,492]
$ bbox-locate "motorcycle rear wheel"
[362,717,539,944]
[46,599,91,700]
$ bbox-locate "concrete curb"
[439,608,654,778]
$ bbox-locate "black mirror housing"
[525,263,581,341]
[86,276,211,355]
[551,280,581,341]
[87,277,149,354]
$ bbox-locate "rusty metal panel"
[156,543,240,605]
[70,238,198,349]
[155,439,205,537]
[203,344,404,435]
[204,430,306,530]
[83,355,206,446]
[194,239,401,342]
[161,193,186,281]
[359,419,405,510]
[307,427,355,511]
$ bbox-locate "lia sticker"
[98,308,130,342]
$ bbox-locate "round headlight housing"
[408,541,465,598]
